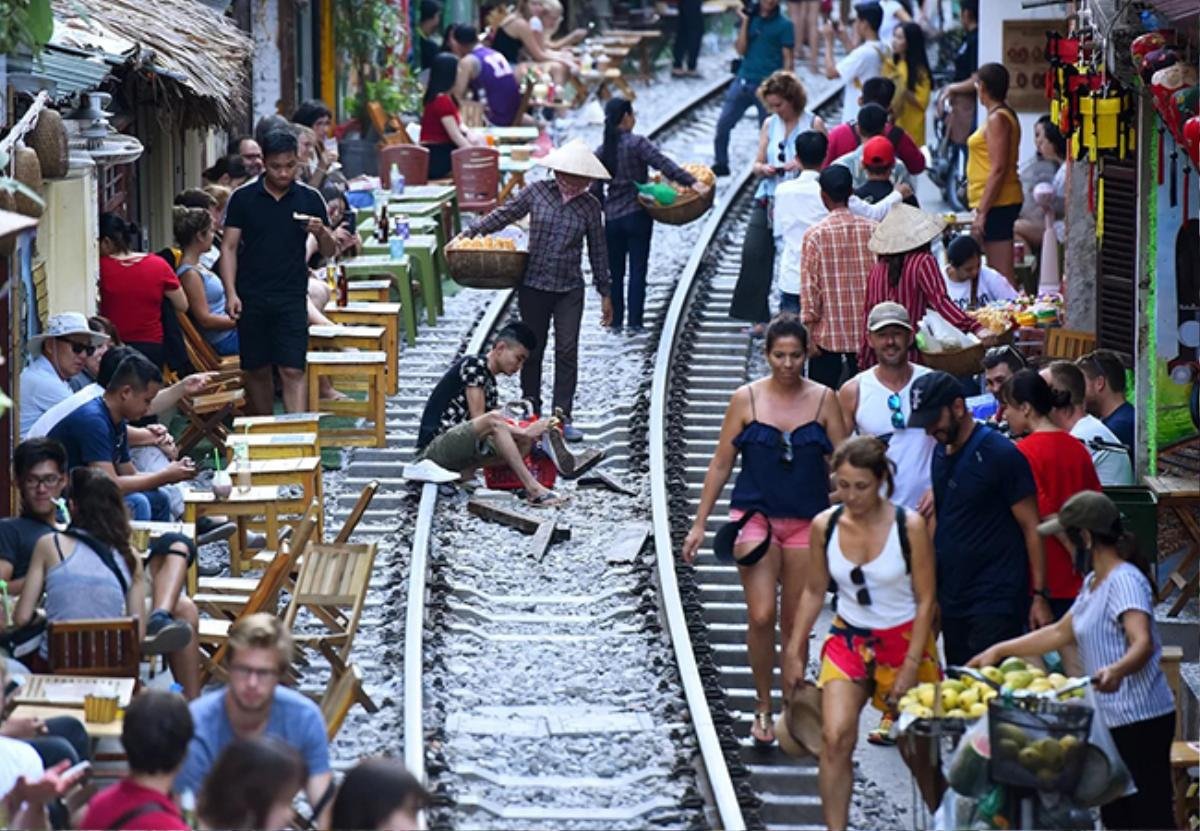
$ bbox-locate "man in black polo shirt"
[219,130,335,414]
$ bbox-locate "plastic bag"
[1072,687,1136,806]
[919,309,980,353]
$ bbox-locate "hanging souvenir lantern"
[1184,115,1200,167]
[1141,48,1178,84]
[1130,31,1167,65]
[1152,64,1199,146]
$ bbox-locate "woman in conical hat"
[857,203,991,369]
[462,139,612,440]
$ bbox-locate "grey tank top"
[42,535,132,654]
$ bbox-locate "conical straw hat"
[536,138,612,180]
[868,203,947,255]
[774,685,824,758]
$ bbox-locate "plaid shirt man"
[468,180,611,296]
[799,207,877,353]
[592,133,696,221]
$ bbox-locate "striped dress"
[1070,562,1174,728]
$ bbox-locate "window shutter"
[1095,158,1137,361]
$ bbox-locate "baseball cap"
[866,301,912,332]
[1037,491,1123,537]
[907,371,964,429]
[862,135,895,168]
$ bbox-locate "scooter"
[926,90,970,212]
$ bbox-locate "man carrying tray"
[409,322,602,506]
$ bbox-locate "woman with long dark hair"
[197,737,307,830]
[999,369,1102,668]
[593,97,707,332]
[858,205,985,369]
[683,315,848,745]
[971,491,1175,831]
[98,213,189,369]
[331,758,431,830]
[890,22,931,147]
[420,53,483,178]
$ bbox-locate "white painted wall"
[252,0,282,124]
[39,160,99,316]
[977,2,1066,161]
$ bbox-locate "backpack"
[823,504,911,609]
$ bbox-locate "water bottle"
[390,163,405,196]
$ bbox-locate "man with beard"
[175,614,331,824]
[907,371,1047,667]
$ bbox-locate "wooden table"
[309,324,387,351]
[233,413,324,435]
[480,125,540,143]
[344,279,392,303]
[325,303,402,382]
[340,256,417,346]
[129,521,195,552]
[184,486,296,588]
[225,432,320,460]
[499,158,535,203]
[1147,475,1200,616]
[238,456,324,538]
[9,705,124,740]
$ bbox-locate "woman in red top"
[1001,368,1101,675]
[858,205,988,369]
[98,213,188,368]
[420,54,485,179]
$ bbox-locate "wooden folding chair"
[1043,327,1097,360]
[195,502,322,602]
[320,663,378,742]
[47,617,141,679]
[367,101,410,147]
[283,542,378,675]
[174,311,245,454]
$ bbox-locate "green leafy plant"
[0,0,54,56]
[336,0,413,122]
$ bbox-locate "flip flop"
[525,490,567,508]
[751,709,776,747]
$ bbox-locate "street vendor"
[460,139,612,441]
[782,436,940,831]
[970,491,1175,831]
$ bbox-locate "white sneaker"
[403,459,460,484]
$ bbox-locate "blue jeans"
[606,210,654,328]
[125,488,173,522]
[714,76,768,168]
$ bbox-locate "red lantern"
[1184,115,1200,166]
[1131,32,1167,65]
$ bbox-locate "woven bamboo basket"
[12,146,44,218]
[639,186,714,226]
[920,329,1014,376]
[28,110,69,179]
[445,245,528,290]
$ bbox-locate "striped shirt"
[468,180,611,296]
[858,250,983,368]
[799,207,877,353]
[1070,562,1174,728]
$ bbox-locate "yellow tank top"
[966,106,1023,209]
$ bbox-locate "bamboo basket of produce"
[445,234,528,289]
[638,163,716,225]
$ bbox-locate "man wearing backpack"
[822,76,926,175]
[829,104,917,194]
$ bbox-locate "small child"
[943,234,1019,311]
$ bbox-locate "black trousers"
[672,0,703,70]
[806,348,858,390]
[729,202,773,324]
[518,285,585,418]
[940,613,1024,668]
[1102,711,1176,831]
[606,210,653,328]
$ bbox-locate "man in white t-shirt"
[1041,361,1133,486]
[822,2,887,122]
[943,234,1019,311]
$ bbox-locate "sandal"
[751,708,775,747]
[867,712,897,746]
[525,490,567,508]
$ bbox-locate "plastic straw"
[212,448,221,471]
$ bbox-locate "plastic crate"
[481,413,557,491]
[988,699,1093,793]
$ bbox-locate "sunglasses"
[850,564,872,606]
[984,344,1024,368]
[779,428,794,466]
[777,140,786,164]
[887,392,905,430]
[63,340,97,356]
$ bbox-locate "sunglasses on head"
[63,340,97,356]
[887,392,905,430]
[984,344,1023,367]
[850,564,872,606]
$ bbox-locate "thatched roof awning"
[50,0,252,128]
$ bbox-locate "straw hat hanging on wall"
[868,204,946,255]
[535,139,612,180]
[12,146,45,218]
[27,109,70,179]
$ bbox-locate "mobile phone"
[62,760,92,781]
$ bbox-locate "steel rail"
[401,75,735,827]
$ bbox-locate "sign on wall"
[1001,20,1065,112]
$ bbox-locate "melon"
[948,730,991,797]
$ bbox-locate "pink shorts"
[729,509,813,550]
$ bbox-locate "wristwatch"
[1033,588,1050,600]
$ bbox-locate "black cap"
[907,371,964,429]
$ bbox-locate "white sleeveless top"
[854,365,937,511]
[828,509,916,630]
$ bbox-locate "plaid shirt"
[799,207,877,353]
[468,180,610,296]
[858,250,983,368]
[592,133,697,221]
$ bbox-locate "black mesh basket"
[988,698,1093,793]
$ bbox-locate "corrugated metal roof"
[1148,0,1200,23]
[5,46,116,100]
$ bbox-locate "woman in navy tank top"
[682,315,847,744]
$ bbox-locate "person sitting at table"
[491,0,577,87]
[81,690,194,831]
[175,207,239,357]
[537,0,587,50]
[448,24,525,128]
[13,468,197,674]
[421,54,485,179]
[306,185,360,266]
[19,312,111,440]
[67,316,117,393]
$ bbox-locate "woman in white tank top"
[782,437,940,831]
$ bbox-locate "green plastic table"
[340,254,417,346]
[361,234,442,321]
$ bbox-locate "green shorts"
[420,421,498,471]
